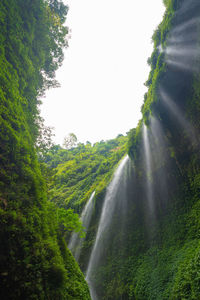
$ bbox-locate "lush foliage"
[41,0,200,299]
[2,0,200,299]
[42,135,128,213]
[0,1,91,299]
[124,0,200,299]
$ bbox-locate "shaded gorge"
[66,1,200,299]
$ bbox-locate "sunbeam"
[165,46,199,57]
[170,17,199,36]
[159,88,197,145]
[166,58,198,73]
[167,32,197,45]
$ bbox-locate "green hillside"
[43,135,127,211]
[0,1,91,299]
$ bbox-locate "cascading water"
[148,117,172,214]
[68,191,95,261]
[143,125,155,218]
[150,117,167,164]
[86,155,131,300]
[79,1,200,299]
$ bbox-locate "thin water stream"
[68,191,95,261]
[86,155,130,300]
[143,125,155,217]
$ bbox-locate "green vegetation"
[42,135,128,212]
[1,0,200,299]
[40,135,128,278]
[124,0,200,299]
[0,0,91,299]
[41,0,200,299]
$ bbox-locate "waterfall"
[86,155,130,300]
[143,125,155,218]
[68,191,95,261]
[150,117,170,212]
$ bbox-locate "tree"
[36,116,55,158]
[57,207,85,238]
[63,133,78,149]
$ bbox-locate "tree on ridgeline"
[63,133,78,149]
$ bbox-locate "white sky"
[41,0,165,145]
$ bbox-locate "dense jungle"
[1,0,200,299]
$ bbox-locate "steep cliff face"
[0,1,91,299]
[125,0,200,299]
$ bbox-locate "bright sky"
[41,0,165,145]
